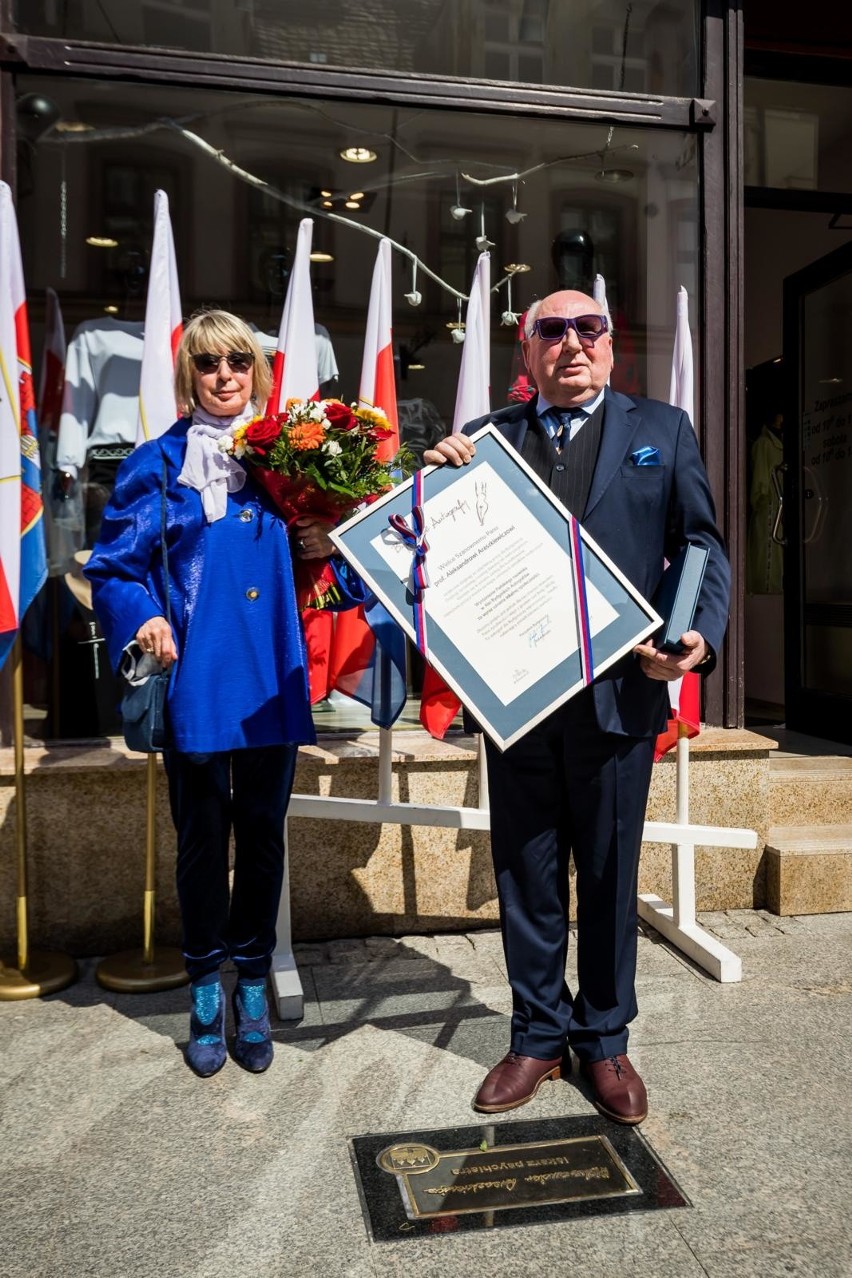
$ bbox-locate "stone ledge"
[766,826,852,915]
[0,725,776,777]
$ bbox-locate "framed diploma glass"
[331,425,662,750]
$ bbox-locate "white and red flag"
[330,238,406,725]
[136,189,183,445]
[655,286,700,760]
[593,273,612,386]
[0,181,47,670]
[37,287,78,575]
[421,251,492,737]
[267,217,318,414]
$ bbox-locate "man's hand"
[293,515,336,560]
[422,434,476,468]
[135,616,178,667]
[633,630,709,682]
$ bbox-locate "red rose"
[367,426,393,443]
[324,400,358,431]
[246,414,283,451]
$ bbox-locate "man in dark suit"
[423,290,730,1124]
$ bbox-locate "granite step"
[765,824,852,915]
[768,755,852,826]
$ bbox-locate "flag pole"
[95,189,186,994]
[0,636,76,999]
[96,753,186,991]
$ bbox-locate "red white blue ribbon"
[388,468,429,655]
[568,513,595,685]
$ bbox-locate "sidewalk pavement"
[3,910,851,1278]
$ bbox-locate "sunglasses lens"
[576,316,605,338]
[226,352,253,372]
[536,318,568,340]
[193,353,221,372]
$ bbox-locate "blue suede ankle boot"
[232,979,273,1073]
[187,976,227,1077]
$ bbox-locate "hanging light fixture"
[339,146,377,163]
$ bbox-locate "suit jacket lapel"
[584,388,642,519]
[483,398,536,452]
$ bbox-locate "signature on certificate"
[475,479,489,526]
[527,616,552,647]
[430,497,470,527]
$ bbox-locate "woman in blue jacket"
[87,309,346,1077]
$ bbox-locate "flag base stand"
[96,946,188,993]
[0,951,78,1001]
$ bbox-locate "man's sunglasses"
[530,314,609,344]
[191,351,255,374]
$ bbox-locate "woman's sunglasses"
[530,315,609,344]
[191,351,255,374]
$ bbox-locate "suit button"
[239,508,254,523]
[245,587,260,601]
[555,464,566,472]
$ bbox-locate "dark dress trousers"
[463,389,730,1062]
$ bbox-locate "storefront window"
[14,0,700,98]
[14,73,699,740]
[745,79,852,194]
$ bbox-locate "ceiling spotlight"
[86,236,119,248]
[309,251,335,263]
[349,191,365,200]
[408,362,425,371]
[450,204,472,221]
[344,200,361,210]
[340,146,377,163]
[103,304,119,315]
[595,168,634,184]
[321,200,333,208]
[505,209,527,225]
[320,189,333,197]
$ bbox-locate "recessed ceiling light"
[819,377,842,384]
[320,189,333,197]
[339,146,377,163]
[408,362,425,371]
[344,200,361,210]
[55,119,94,133]
[103,304,119,314]
[321,200,333,208]
[86,236,119,248]
[349,191,365,200]
[309,251,335,263]
[595,168,634,184]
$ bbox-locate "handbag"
[120,456,173,753]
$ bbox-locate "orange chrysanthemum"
[288,421,326,451]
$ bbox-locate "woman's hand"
[293,516,336,560]
[135,616,178,667]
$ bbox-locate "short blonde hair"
[174,309,272,413]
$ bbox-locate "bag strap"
[160,454,172,630]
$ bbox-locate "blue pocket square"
[630,446,661,466]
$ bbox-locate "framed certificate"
[330,425,662,750]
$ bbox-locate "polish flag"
[420,252,492,737]
[136,190,183,445]
[654,286,700,761]
[0,181,48,670]
[330,238,406,726]
[267,217,319,413]
[266,219,329,696]
[38,287,66,445]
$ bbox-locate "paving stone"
[325,939,369,963]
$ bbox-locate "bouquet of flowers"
[219,398,412,607]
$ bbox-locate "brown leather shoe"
[472,1051,564,1113]
[580,1054,647,1125]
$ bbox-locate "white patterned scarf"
[177,403,255,523]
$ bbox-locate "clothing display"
[253,323,339,389]
[56,319,146,478]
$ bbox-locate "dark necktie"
[550,408,584,453]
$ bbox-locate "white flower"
[324,439,343,456]
[217,435,234,454]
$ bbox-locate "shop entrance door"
[782,240,852,742]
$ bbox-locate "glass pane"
[14,0,700,98]
[16,74,699,739]
[801,269,852,694]
[744,79,852,193]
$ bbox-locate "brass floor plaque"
[351,1115,688,1242]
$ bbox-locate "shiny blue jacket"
[85,418,364,753]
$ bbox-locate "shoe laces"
[608,1056,625,1078]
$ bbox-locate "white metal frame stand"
[272,730,756,1017]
